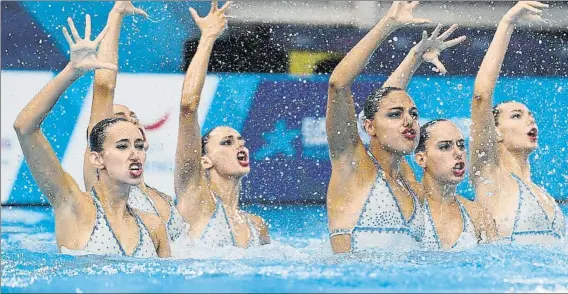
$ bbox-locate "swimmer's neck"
[369,143,403,179]
[499,145,532,181]
[93,178,131,218]
[209,173,241,213]
[422,173,457,204]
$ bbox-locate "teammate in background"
[174,0,270,248]
[82,1,191,254]
[470,1,565,243]
[414,119,498,250]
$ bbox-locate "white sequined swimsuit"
[504,174,565,244]
[198,192,261,248]
[422,198,478,250]
[329,150,425,252]
[82,188,157,258]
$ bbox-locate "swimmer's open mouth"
[237,150,249,167]
[402,128,416,140]
[129,162,143,177]
[452,162,465,177]
[527,128,538,141]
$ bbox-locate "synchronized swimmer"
[13,0,565,258]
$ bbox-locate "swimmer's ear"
[414,151,426,168]
[201,155,213,170]
[495,127,504,143]
[363,119,376,137]
[88,151,105,169]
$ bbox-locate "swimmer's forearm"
[92,11,124,102]
[473,19,515,100]
[329,18,398,89]
[469,17,515,173]
[175,35,216,196]
[14,64,83,135]
[383,48,422,89]
[180,35,216,112]
[90,11,125,136]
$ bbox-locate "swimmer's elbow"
[179,99,199,114]
[328,76,350,91]
[13,119,37,137]
[472,84,494,103]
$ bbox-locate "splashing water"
[2,205,568,292]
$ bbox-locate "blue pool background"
[2,204,568,293]
[3,74,567,205]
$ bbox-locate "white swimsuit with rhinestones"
[505,174,565,244]
[422,198,478,250]
[329,150,425,252]
[81,188,157,258]
[198,192,261,248]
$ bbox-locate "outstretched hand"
[503,1,548,24]
[413,24,466,74]
[62,15,117,72]
[189,0,233,38]
[386,1,431,27]
[112,1,149,18]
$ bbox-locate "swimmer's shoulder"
[245,213,268,231]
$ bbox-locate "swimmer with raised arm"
[414,120,498,250]
[83,1,190,250]
[13,15,170,257]
[382,22,467,198]
[376,21,497,250]
[174,0,270,248]
[326,1,468,253]
[471,1,565,244]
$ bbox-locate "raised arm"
[326,1,430,160]
[384,24,466,89]
[83,1,148,191]
[13,15,115,209]
[175,0,232,206]
[470,1,547,182]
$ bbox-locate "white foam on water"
[1,208,50,225]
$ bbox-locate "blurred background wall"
[2,1,567,205]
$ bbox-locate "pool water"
[2,204,568,293]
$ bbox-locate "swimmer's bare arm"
[14,16,115,212]
[83,2,148,191]
[384,24,465,89]
[470,1,548,185]
[327,2,428,161]
[175,0,232,217]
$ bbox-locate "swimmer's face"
[202,127,250,178]
[90,121,146,186]
[112,104,148,150]
[495,102,538,153]
[415,121,466,185]
[364,91,419,154]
